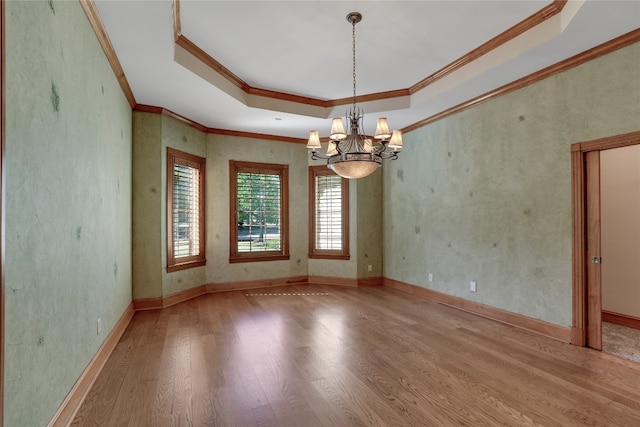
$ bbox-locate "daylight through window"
[230,161,289,262]
[309,165,349,259]
[167,148,206,271]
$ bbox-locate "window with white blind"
[167,148,206,272]
[229,160,289,262]
[309,165,349,259]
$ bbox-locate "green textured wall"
[132,116,311,296]
[161,116,207,296]
[357,170,383,278]
[307,148,384,280]
[383,42,640,327]
[132,113,162,299]
[4,1,133,426]
[132,113,207,299]
[206,134,309,284]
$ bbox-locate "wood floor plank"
[73,285,640,426]
[107,315,161,426]
[72,310,151,426]
[398,320,602,425]
[191,336,216,426]
[152,314,180,425]
[171,337,193,426]
[70,341,127,426]
[125,378,158,427]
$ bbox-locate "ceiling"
[93,0,639,141]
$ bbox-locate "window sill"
[308,254,350,260]
[167,259,206,272]
[229,254,290,263]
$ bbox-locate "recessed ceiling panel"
[180,0,549,99]
[94,0,640,140]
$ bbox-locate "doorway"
[572,130,640,349]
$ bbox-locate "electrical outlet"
[367,264,372,272]
[470,281,477,292]
[97,318,102,335]
[428,273,433,282]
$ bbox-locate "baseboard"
[358,276,383,286]
[308,275,358,287]
[48,302,135,427]
[134,276,309,310]
[383,278,571,343]
[132,296,164,311]
[133,275,383,309]
[48,275,575,426]
[133,277,572,344]
[134,285,207,311]
[307,275,382,287]
[207,275,308,293]
[602,310,640,330]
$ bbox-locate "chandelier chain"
[352,19,357,114]
[306,11,402,179]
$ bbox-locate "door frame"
[571,130,640,347]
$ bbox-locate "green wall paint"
[133,113,208,299]
[5,3,636,423]
[357,171,383,278]
[132,116,312,296]
[161,116,208,296]
[132,113,163,299]
[206,134,309,284]
[307,149,384,279]
[383,42,640,327]
[4,1,133,425]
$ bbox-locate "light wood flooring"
[72,285,640,426]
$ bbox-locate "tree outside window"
[230,161,289,262]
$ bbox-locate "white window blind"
[315,174,343,250]
[173,163,200,257]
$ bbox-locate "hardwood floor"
[72,285,640,426]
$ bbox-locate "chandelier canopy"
[307,12,403,179]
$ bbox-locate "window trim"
[166,147,206,272]
[308,165,350,260]
[229,160,290,263]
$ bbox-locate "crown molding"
[138,29,640,141]
[133,104,308,144]
[172,0,570,111]
[80,0,136,108]
[409,0,567,94]
[86,1,638,143]
[403,29,640,134]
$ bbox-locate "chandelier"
[306,12,403,179]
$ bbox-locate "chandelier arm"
[372,143,386,155]
[310,151,331,160]
[379,152,399,160]
[306,11,401,180]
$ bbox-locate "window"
[308,165,349,259]
[229,160,289,262]
[167,148,206,272]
